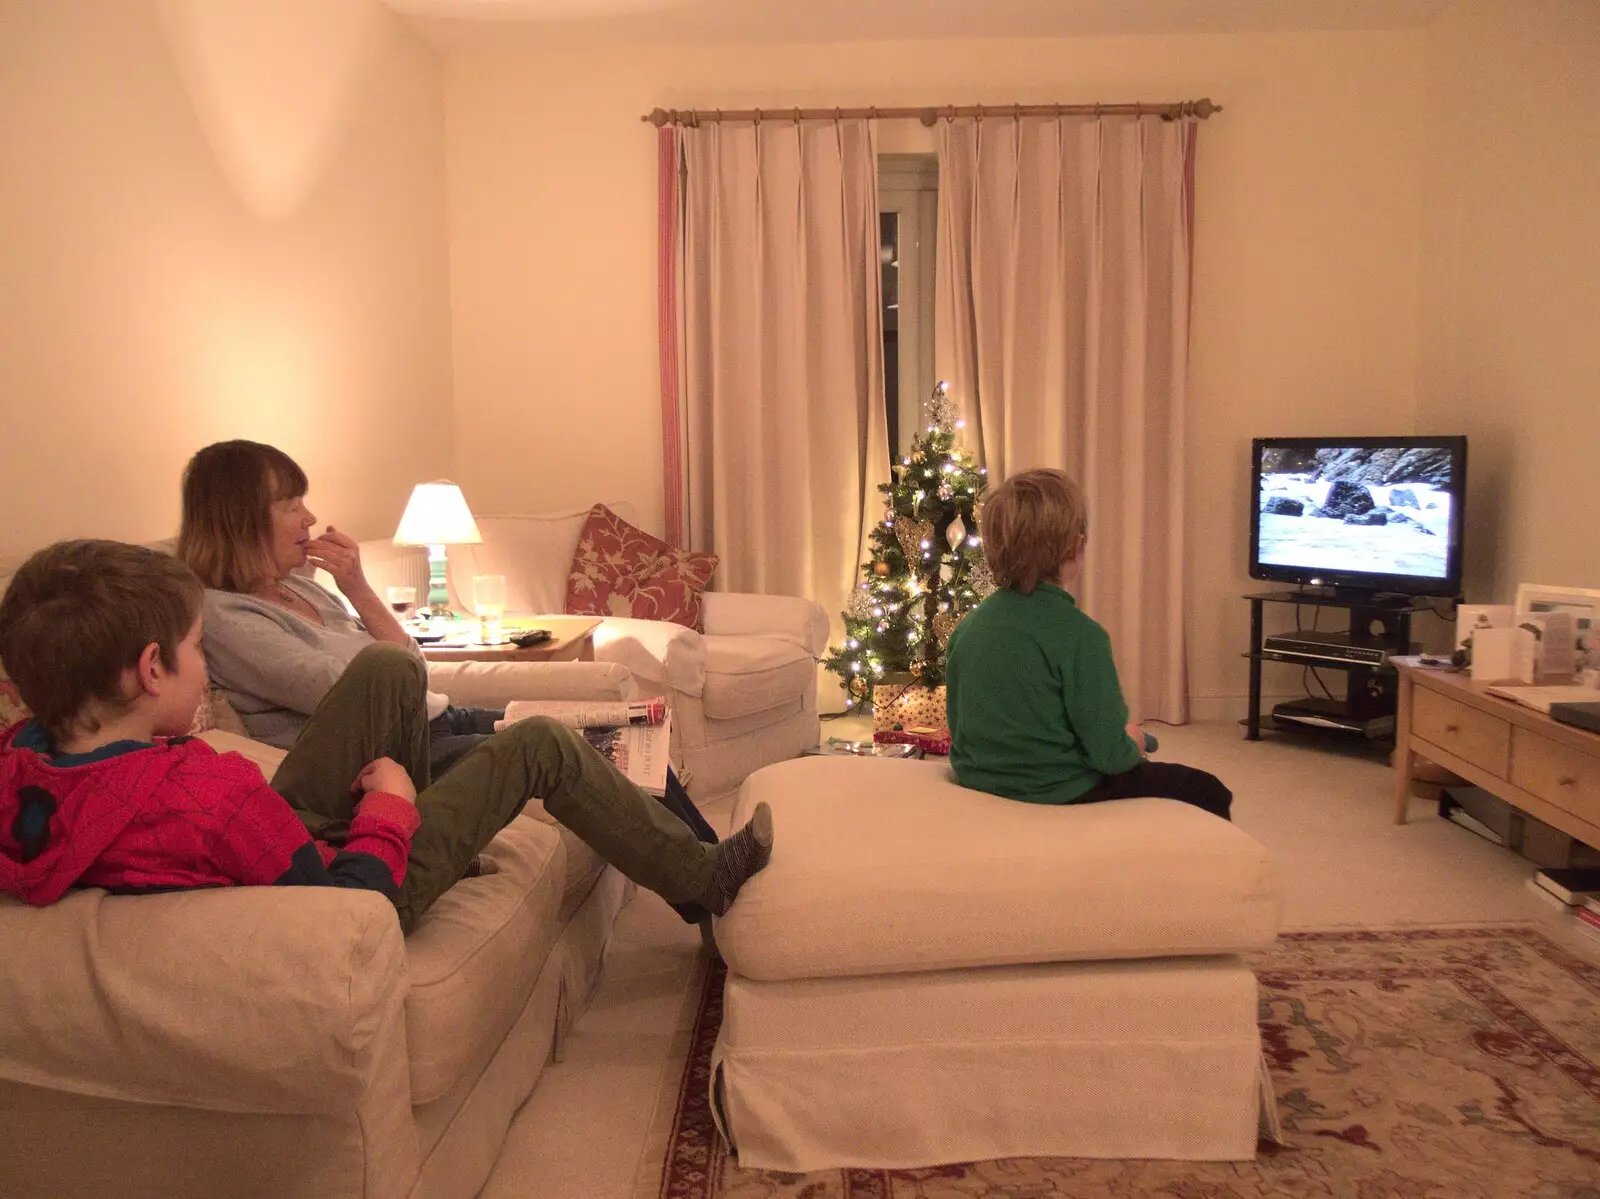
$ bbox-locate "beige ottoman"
[711,757,1283,1172]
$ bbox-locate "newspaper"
[494,697,666,730]
[496,700,671,795]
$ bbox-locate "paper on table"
[1483,684,1600,712]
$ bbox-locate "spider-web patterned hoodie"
[0,720,418,906]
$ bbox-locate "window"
[879,154,938,460]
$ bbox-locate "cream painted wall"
[445,30,1429,711]
[0,0,452,558]
[1417,0,1600,603]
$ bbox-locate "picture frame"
[1514,583,1600,670]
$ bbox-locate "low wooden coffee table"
[417,615,603,663]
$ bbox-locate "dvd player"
[1270,697,1395,738]
[1261,629,1392,666]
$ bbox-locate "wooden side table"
[1392,661,1600,850]
[418,616,603,664]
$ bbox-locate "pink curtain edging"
[657,126,685,548]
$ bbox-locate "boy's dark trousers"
[1077,760,1233,821]
[269,644,720,932]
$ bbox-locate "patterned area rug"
[638,927,1600,1198]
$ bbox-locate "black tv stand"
[1243,589,1429,742]
[1288,585,1411,605]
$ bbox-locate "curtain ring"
[1014,103,1023,122]
[754,107,762,124]
[975,103,984,122]
[793,107,802,125]
[834,107,842,123]
[1133,102,1143,118]
[1093,102,1103,120]
[868,106,878,121]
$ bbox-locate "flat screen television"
[1249,435,1466,599]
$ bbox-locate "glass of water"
[473,575,507,644]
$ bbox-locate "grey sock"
[703,801,773,917]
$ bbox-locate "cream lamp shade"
[393,482,483,548]
[393,482,482,616]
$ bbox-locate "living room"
[2,0,1597,1196]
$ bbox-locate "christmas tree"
[824,382,995,712]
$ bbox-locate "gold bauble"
[873,560,892,576]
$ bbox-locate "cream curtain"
[676,120,890,624]
[936,115,1197,723]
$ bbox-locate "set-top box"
[1260,629,1393,667]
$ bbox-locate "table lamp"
[393,481,483,617]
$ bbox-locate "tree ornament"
[893,516,935,562]
[926,379,961,430]
[946,514,967,550]
[938,483,954,501]
[932,610,962,649]
[968,560,997,598]
[911,450,925,464]
[845,586,874,620]
[873,560,891,576]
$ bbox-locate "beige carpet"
[641,927,1600,1197]
[480,720,1599,1199]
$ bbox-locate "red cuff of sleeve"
[353,791,421,833]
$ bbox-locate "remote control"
[510,628,552,648]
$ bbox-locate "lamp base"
[425,545,452,616]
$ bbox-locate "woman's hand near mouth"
[306,526,415,647]
[305,526,367,596]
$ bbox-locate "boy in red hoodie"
[0,540,773,931]
[0,540,420,906]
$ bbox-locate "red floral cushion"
[566,505,718,630]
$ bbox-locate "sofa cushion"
[448,503,638,616]
[566,504,718,630]
[403,815,566,1103]
[716,757,1281,983]
[701,635,819,721]
[0,885,407,1113]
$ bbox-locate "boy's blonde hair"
[980,468,1089,595]
[178,440,309,592]
[0,540,203,737]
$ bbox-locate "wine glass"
[386,586,418,625]
[473,575,507,644]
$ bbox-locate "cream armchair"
[420,503,827,802]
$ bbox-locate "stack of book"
[1527,868,1600,945]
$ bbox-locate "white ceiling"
[382,0,1456,49]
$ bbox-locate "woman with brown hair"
[177,440,750,938]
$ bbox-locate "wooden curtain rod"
[642,99,1220,127]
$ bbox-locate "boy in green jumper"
[946,469,1231,819]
